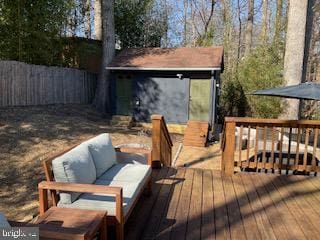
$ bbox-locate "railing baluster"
[262,126,267,170]
[303,128,310,172]
[295,127,301,171]
[312,128,319,173]
[287,127,293,175]
[254,126,259,169]
[279,127,284,173]
[271,127,276,170]
[239,125,243,167]
[246,125,251,168]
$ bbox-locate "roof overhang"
[106,67,221,71]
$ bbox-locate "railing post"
[222,120,236,176]
[151,115,162,168]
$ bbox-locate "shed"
[107,47,224,126]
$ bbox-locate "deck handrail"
[151,115,173,168]
[222,117,320,176]
[225,117,320,126]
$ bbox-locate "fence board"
[0,61,97,107]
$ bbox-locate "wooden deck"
[125,167,320,240]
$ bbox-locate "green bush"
[237,45,284,118]
[219,70,249,120]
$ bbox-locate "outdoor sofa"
[38,133,152,240]
[0,213,10,228]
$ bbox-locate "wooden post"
[115,188,124,240]
[222,120,236,176]
[151,115,162,168]
[38,187,48,215]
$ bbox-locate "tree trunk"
[244,0,254,56]
[273,0,283,45]
[236,0,242,67]
[302,0,315,83]
[283,0,308,119]
[93,0,115,114]
[260,0,269,44]
[221,0,232,71]
[82,0,91,38]
[94,0,102,40]
[183,0,187,46]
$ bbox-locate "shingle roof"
[107,47,223,71]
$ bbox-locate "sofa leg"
[144,179,152,196]
[116,222,124,240]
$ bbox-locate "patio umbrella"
[250,82,320,100]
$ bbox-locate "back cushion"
[87,133,117,177]
[52,143,97,204]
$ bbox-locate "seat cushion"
[52,143,97,204]
[98,163,151,182]
[0,213,10,228]
[59,178,147,216]
[86,133,117,177]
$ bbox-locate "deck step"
[111,115,134,128]
[183,121,209,147]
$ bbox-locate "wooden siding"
[0,61,96,107]
[125,167,320,239]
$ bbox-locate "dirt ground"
[0,104,183,221]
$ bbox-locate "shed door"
[189,79,211,121]
[116,76,133,115]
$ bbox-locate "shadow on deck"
[125,167,320,240]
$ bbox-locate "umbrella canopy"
[250,82,320,100]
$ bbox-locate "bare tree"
[94,0,102,40]
[221,0,232,70]
[273,0,283,45]
[183,0,188,46]
[188,0,216,46]
[260,0,269,44]
[244,0,254,56]
[283,0,309,119]
[82,0,91,38]
[236,0,242,65]
[93,0,115,114]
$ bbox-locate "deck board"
[125,168,320,240]
[170,169,194,240]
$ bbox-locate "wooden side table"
[33,207,107,240]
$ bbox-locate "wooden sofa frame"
[38,142,152,240]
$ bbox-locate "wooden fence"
[222,117,320,176]
[0,61,97,107]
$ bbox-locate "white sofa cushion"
[58,164,151,216]
[87,133,117,177]
[52,143,96,204]
[59,180,141,216]
[98,163,151,182]
[0,213,10,228]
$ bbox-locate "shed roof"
[107,47,223,71]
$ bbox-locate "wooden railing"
[222,117,320,176]
[151,115,173,168]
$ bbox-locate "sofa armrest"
[115,147,152,166]
[38,181,123,223]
